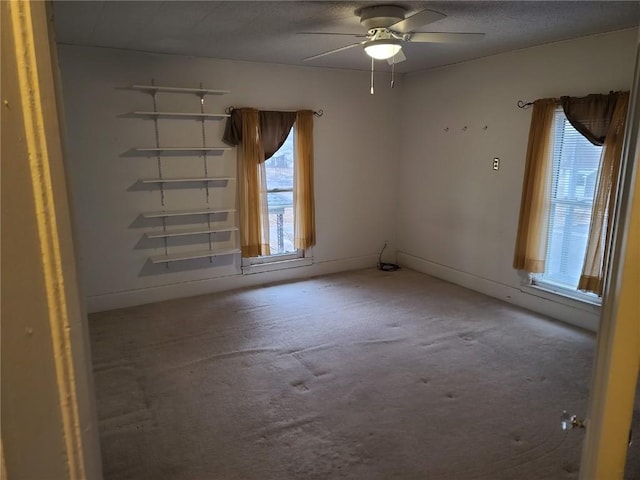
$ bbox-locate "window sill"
[242,256,313,275]
[521,282,601,313]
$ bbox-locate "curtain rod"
[517,100,534,109]
[225,106,323,117]
[518,91,622,110]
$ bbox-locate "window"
[532,108,601,301]
[243,127,307,269]
[264,129,297,256]
[226,108,315,270]
[515,92,628,301]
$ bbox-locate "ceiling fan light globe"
[364,41,402,60]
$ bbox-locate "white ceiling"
[52,1,640,74]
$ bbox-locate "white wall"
[59,29,637,327]
[397,28,637,331]
[58,45,400,312]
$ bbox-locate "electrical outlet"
[492,158,500,171]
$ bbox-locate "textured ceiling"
[52,1,640,73]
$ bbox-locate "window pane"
[545,203,593,287]
[267,191,295,254]
[263,128,296,256]
[540,110,603,289]
[265,130,294,190]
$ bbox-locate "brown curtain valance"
[260,111,297,160]
[223,108,296,160]
[222,108,242,147]
[560,92,619,146]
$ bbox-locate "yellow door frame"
[2,1,102,478]
[580,31,640,480]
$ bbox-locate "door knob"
[561,410,585,431]
[561,411,633,446]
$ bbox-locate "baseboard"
[86,254,378,313]
[398,252,600,332]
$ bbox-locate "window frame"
[242,127,310,273]
[526,106,602,306]
[241,249,312,274]
[528,274,601,306]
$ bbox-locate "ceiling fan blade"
[297,32,367,38]
[409,32,485,43]
[388,9,446,34]
[387,49,406,65]
[303,43,362,61]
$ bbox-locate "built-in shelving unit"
[145,226,238,239]
[133,147,232,155]
[132,84,230,95]
[142,208,236,219]
[131,111,229,119]
[130,81,239,267]
[150,248,241,264]
[139,177,233,184]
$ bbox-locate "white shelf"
[133,147,232,155]
[143,208,236,219]
[132,85,230,96]
[145,226,238,239]
[130,81,238,266]
[132,111,229,119]
[150,248,241,264]
[140,177,233,184]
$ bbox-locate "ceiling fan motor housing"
[359,5,405,29]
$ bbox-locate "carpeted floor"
[89,268,638,479]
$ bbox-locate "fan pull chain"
[391,55,395,88]
[370,57,375,95]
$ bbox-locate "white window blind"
[538,108,603,290]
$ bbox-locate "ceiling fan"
[302,5,484,64]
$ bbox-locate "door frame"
[580,30,640,479]
[1,1,102,478]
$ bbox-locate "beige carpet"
[89,268,637,479]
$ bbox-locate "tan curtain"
[294,110,316,250]
[578,92,630,295]
[237,109,270,257]
[513,99,558,273]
